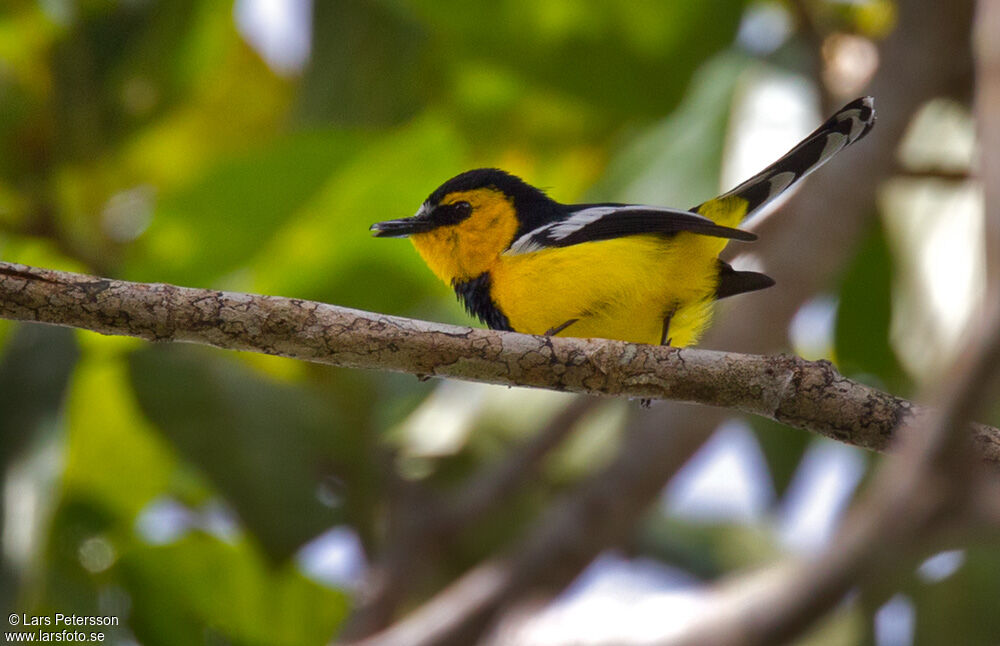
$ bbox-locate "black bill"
[370,216,436,237]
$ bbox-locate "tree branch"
[1,261,997,463]
[663,301,1000,646]
[351,413,710,646]
[340,396,601,640]
[441,396,601,530]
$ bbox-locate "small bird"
[372,97,875,347]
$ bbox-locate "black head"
[370,168,561,238]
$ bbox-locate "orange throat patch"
[409,188,520,285]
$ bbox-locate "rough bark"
[1,261,997,463]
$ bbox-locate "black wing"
[694,96,875,220]
[715,260,775,299]
[506,204,756,255]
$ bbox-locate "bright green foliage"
[119,535,349,646]
[124,130,365,286]
[128,346,350,561]
[587,51,748,206]
[835,222,909,393]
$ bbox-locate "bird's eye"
[436,200,473,225]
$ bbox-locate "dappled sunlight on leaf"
[64,351,178,519]
[249,116,466,309]
[121,533,350,645]
[126,129,363,286]
[128,345,353,561]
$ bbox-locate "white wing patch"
[506,233,547,255]
[546,207,615,239]
[818,132,848,167]
[504,205,718,256]
[552,205,716,239]
[767,171,797,198]
[844,101,873,141]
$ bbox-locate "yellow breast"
[491,233,726,346]
[409,188,519,284]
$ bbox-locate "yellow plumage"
[403,189,751,346]
[371,97,876,348]
[409,189,518,284]
[492,233,725,346]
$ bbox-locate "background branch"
[341,396,600,640]
[660,300,1000,646]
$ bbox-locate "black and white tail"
[695,96,875,225]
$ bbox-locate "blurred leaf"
[0,319,11,352]
[589,51,748,205]
[834,222,908,392]
[63,342,178,519]
[636,514,864,645]
[35,496,118,619]
[0,324,78,465]
[128,345,356,560]
[907,546,1000,645]
[858,545,1000,646]
[50,0,227,159]
[126,130,362,286]
[797,606,865,646]
[634,514,780,580]
[815,0,898,39]
[986,394,1000,430]
[0,232,92,275]
[119,11,293,190]
[249,115,465,311]
[3,0,291,274]
[0,324,77,614]
[410,0,748,118]
[0,7,60,181]
[545,398,628,481]
[27,340,181,640]
[298,0,428,126]
[120,533,349,646]
[749,416,810,499]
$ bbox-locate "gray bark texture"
[1,261,998,463]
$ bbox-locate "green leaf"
[909,547,1000,645]
[859,546,1000,646]
[36,497,118,619]
[748,416,811,499]
[63,338,179,520]
[128,345,356,561]
[0,324,77,612]
[297,0,428,126]
[248,116,466,313]
[50,1,238,157]
[834,222,908,392]
[120,533,349,646]
[125,129,362,286]
[588,51,748,205]
[410,0,748,118]
[0,324,78,466]
[635,515,780,580]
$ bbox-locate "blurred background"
[0,0,996,644]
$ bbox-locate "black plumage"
[453,272,512,331]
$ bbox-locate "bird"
[371,97,875,348]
